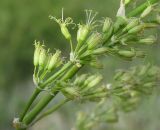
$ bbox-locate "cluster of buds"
[33,41,63,86]
[74,64,160,130]
[59,74,108,102]
[100,0,159,61]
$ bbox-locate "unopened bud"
[60,23,71,40]
[93,47,108,55]
[83,75,103,92]
[128,24,144,34]
[74,74,88,86]
[89,61,103,69]
[34,41,41,66]
[118,50,136,58]
[123,18,139,32]
[77,25,89,44]
[39,47,47,68]
[140,5,152,18]
[62,87,80,99]
[87,33,102,50]
[139,35,156,45]
[102,17,112,33]
[48,50,61,71]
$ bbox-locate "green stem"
[19,62,72,123]
[22,64,81,125]
[127,0,159,17]
[32,99,69,125]
[43,61,72,86]
[19,89,40,121]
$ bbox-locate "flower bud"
[139,35,156,45]
[89,61,103,69]
[84,92,107,101]
[77,25,89,44]
[102,26,113,43]
[140,5,152,18]
[82,75,103,92]
[102,17,112,33]
[87,33,102,50]
[128,24,144,34]
[47,50,61,71]
[39,47,47,68]
[74,74,88,86]
[118,50,136,58]
[82,75,97,88]
[92,47,108,55]
[123,18,139,32]
[62,87,80,99]
[34,41,41,66]
[60,23,71,40]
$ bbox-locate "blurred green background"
[0,0,159,130]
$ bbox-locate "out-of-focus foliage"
[74,64,160,130]
[0,0,159,130]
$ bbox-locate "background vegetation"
[0,0,159,130]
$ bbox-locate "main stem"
[22,64,81,126]
[18,62,72,122]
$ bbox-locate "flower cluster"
[33,41,63,89]
[74,64,160,130]
[58,74,108,102]
[13,0,160,130]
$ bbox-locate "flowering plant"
[13,0,160,130]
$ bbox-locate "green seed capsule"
[60,23,71,40]
[39,47,47,68]
[82,75,97,88]
[47,50,61,71]
[77,25,89,44]
[140,5,152,18]
[118,50,136,58]
[123,18,139,32]
[74,74,88,86]
[102,26,113,43]
[128,24,144,34]
[89,61,103,69]
[139,35,156,45]
[62,87,79,99]
[102,17,112,33]
[93,47,108,55]
[33,41,41,66]
[87,33,102,50]
[82,75,103,92]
